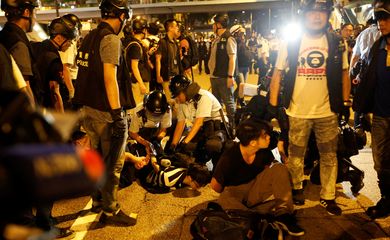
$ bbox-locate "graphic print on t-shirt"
[297,48,326,81]
[285,35,334,119]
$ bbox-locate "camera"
[0,91,104,223]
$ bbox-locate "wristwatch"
[228,75,234,78]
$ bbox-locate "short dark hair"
[341,23,354,30]
[148,22,159,35]
[187,163,211,187]
[236,119,272,146]
[164,18,176,32]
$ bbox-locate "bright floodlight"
[282,22,302,41]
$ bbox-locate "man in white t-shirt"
[168,75,224,164]
[269,0,350,216]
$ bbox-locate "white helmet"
[230,24,245,35]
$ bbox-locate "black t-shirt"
[127,41,142,61]
[213,143,274,187]
[373,44,390,117]
[124,37,151,82]
[46,58,63,83]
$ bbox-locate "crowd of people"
[1,0,390,238]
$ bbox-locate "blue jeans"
[210,77,236,125]
[81,106,127,213]
[371,115,390,196]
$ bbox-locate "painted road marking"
[70,199,99,240]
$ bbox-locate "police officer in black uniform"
[33,17,78,112]
[73,0,136,226]
[0,0,38,106]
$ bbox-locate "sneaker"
[292,189,305,205]
[366,197,390,219]
[274,214,305,237]
[99,210,137,226]
[320,199,342,216]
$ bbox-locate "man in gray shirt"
[208,13,237,128]
[73,0,135,227]
[0,0,38,106]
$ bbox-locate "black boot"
[366,196,390,219]
[367,179,390,219]
[292,189,305,206]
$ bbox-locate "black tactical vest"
[0,44,15,91]
[73,22,135,111]
[213,30,238,78]
[283,32,344,114]
[0,22,43,104]
[31,39,62,108]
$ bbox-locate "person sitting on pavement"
[210,118,305,237]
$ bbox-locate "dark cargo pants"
[288,115,339,200]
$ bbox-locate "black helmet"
[62,13,82,30]
[144,90,169,115]
[99,0,132,19]
[48,17,78,40]
[300,0,333,13]
[132,18,148,33]
[374,0,390,21]
[147,22,160,35]
[1,0,38,19]
[169,75,191,98]
[213,13,229,28]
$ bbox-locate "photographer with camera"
[155,19,182,102]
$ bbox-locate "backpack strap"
[124,40,143,67]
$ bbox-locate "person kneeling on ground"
[168,75,225,165]
[210,119,304,237]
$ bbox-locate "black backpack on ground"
[184,35,199,67]
[190,202,283,240]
